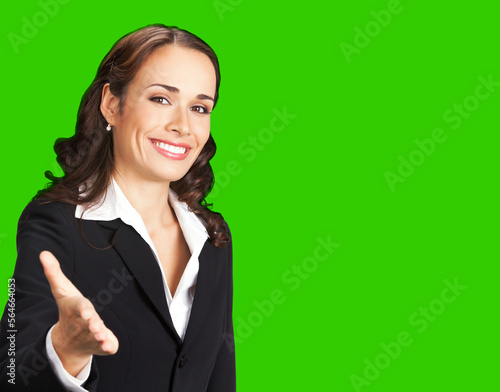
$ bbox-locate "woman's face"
[103,45,216,184]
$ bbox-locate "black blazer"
[0,198,236,391]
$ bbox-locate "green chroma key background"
[0,0,498,390]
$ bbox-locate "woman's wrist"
[51,323,92,377]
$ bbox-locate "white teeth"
[153,141,186,154]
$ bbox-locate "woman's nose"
[167,106,190,136]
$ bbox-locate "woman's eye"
[191,105,210,114]
[150,97,169,105]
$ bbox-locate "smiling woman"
[0,24,235,392]
[38,25,228,247]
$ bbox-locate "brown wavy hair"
[36,23,230,248]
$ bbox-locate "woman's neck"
[112,169,177,232]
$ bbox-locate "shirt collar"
[75,176,209,253]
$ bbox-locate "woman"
[0,24,235,392]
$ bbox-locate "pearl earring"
[106,123,112,132]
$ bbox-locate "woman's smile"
[148,137,192,160]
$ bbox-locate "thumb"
[40,250,82,301]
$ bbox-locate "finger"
[88,313,104,335]
[94,328,108,343]
[100,332,119,355]
[87,319,118,355]
[40,250,83,300]
[86,312,117,352]
[76,297,96,321]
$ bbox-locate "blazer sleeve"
[0,199,99,391]
[206,224,236,392]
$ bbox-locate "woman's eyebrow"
[197,94,214,102]
[147,83,214,101]
[148,83,179,93]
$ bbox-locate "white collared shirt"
[45,177,209,391]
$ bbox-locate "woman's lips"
[149,138,191,160]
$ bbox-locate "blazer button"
[179,354,189,368]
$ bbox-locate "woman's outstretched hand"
[39,250,119,377]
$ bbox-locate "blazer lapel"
[182,239,224,350]
[98,220,183,346]
[96,220,225,350]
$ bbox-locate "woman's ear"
[100,83,120,124]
